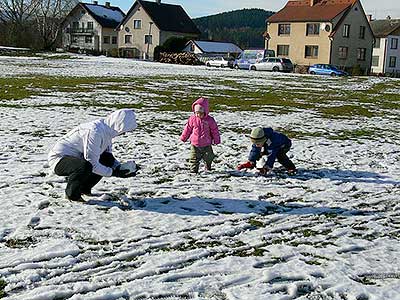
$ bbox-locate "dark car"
[308,64,348,76]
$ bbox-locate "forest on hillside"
[193,8,275,49]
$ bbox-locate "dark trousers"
[54,152,115,200]
[276,145,296,170]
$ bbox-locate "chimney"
[387,15,391,20]
[93,0,98,4]
[105,1,110,7]
[156,0,161,4]
[367,14,373,22]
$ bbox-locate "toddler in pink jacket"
[180,97,221,173]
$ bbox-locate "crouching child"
[237,127,296,175]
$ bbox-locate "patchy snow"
[0,55,399,300]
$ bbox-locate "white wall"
[384,35,400,74]
[371,37,386,74]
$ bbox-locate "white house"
[370,18,400,75]
[62,1,125,54]
[117,0,200,59]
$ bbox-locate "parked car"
[308,64,348,76]
[249,57,294,72]
[205,57,233,68]
[233,49,275,70]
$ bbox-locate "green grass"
[1,74,398,141]
[0,279,6,298]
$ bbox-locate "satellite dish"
[325,24,331,32]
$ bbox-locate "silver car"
[249,57,293,72]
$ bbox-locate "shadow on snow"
[86,196,379,217]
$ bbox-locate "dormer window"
[134,20,142,29]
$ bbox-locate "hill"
[193,8,275,49]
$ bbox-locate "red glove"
[237,161,255,170]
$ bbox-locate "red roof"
[268,0,357,22]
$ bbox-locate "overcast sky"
[110,0,400,19]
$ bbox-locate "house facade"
[370,18,400,75]
[266,0,374,74]
[62,1,125,54]
[117,0,200,59]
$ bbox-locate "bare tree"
[0,0,39,46]
[0,0,39,24]
[0,0,77,49]
[33,0,77,49]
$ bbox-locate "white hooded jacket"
[48,109,137,177]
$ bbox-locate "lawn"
[0,54,399,300]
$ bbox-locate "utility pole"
[145,21,153,59]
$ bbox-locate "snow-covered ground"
[0,55,399,300]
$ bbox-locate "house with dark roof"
[265,0,374,74]
[62,1,125,54]
[117,0,200,59]
[370,18,400,75]
[183,40,242,58]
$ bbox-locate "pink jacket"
[180,97,221,147]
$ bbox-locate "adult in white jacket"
[48,109,137,201]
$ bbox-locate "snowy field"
[0,54,399,300]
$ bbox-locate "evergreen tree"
[193,9,275,49]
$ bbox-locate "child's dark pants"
[276,145,296,170]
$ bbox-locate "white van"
[233,49,275,70]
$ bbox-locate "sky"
[109,0,400,19]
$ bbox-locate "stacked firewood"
[158,52,203,65]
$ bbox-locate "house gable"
[118,0,200,35]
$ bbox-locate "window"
[277,45,289,56]
[359,26,365,39]
[338,47,348,59]
[125,35,132,44]
[389,56,397,68]
[134,20,142,29]
[374,38,381,48]
[372,56,379,67]
[278,24,291,35]
[72,21,79,29]
[391,38,398,49]
[306,23,320,35]
[85,36,92,43]
[145,34,152,44]
[112,36,117,44]
[357,48,366,61]
[103,36,110,44]
[305,45,319,58]
[87,22,93,30]
[343,24,350,37]
[72,36,78,43]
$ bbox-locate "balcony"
[66,28,94,35]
